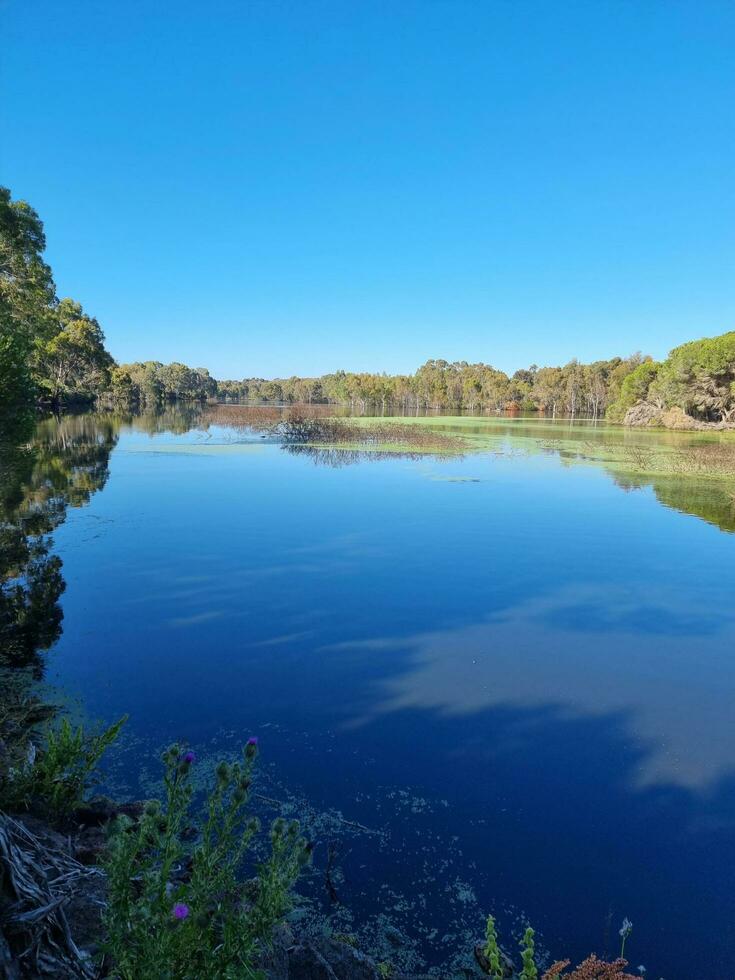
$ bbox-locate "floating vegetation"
[203,405,468,464]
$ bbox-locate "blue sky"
[2,1,734,378]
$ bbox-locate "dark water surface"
[4,409,735,977]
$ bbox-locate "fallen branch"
[0,813,102,978]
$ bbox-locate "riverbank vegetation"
[0,187,214,413]
[4,184,735,425]
[1,187,112,413]
[0,707,644,979]
[217,356,645,418]
[606,331,735,425]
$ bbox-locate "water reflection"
[0,414,117,674]
[330,584,735,788]
[284,445,435,467]
[2,408,733,978]
[611,471,735,534]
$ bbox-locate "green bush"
[0,712,126,821]
[606,360,660,420]
[103,740,312,980]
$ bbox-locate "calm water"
[4,409,735,977]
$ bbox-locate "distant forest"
[2,185,734,424]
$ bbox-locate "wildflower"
[172,902,189,921]
[245,736,259,759]
[181,750,196,765]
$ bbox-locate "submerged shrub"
[103,740,312,980]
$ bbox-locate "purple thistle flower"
[172,902,189,921]
[181,750,196,765]
[247,737,258,747]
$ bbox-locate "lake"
[4,407,735,978]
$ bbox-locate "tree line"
[3,185,733,422]
[218,355,647,418]
[0,186,216,412]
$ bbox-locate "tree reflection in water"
[0,414,118,677]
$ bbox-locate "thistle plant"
[103,738,312,980]
[483,914,505,979]
[520,926,538,980]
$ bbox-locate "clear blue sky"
[2,1,734,378]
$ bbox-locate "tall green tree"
[0,187,56,408]
[34,298,114,405]
[1,186,115,408]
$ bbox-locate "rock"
[623,402,664,427]
[258,923,293,980]
[660,406,701,430]
[15,815,70,854]
[280,937,383,980]
[65,873,107,949]
[474,942,515,977]
[309,938,382,980]
[116,800,146,821]
[287,944,340,980]
[74,825,107,865]
[73,795,117,826]
[624,401,735,431]
[73,796,146,827]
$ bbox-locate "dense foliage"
[3,184,734,421]
[0,187,113,409]
[109,360,217,406]
[0,186,216,411]
[217,356,647,417]
[607,331,735,422]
